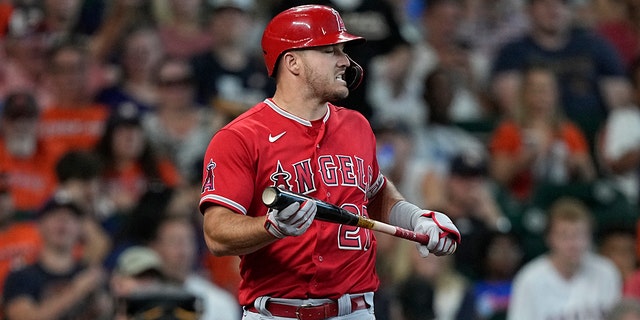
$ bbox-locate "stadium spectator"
[2,195,112,320]
[0,92,63,214]
[110,245,168,319]
[367,42,425,131]
[473,231,524,320]
[507,197,621,320]
[458,0,529,72]
[89,0,157,65]
[93,108,181,237]
[191,0,274,122]
[597,57,640,206]
[413,0,489,122]
[490,0,631,146]
[0,173,42,304]
[0,2,53,106]
[401,67,485,206]
[422,151,510,279]
[488,64,596,202]
[597,226,637,295]
[39,38,110,153]
[53,150,111,266]
[142,57,223,183]
[593,0,640,68]
[396,242,478,320]
[95,23,164,116]
[154,0,214,59]
[149,214,241,320]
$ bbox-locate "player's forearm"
[368,180,404,223]
[203,205,277,256]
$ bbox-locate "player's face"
[300,44,351,102]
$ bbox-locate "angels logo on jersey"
[270,161,293,190]
[201,159,216,193]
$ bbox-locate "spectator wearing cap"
[0,92,65,214]
[110,246,166,302]
[3,195,112,320]
[111,245,201,320]
[423,151,511,280]
[0,172,42,304]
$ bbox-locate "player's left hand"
[414,211,460,257]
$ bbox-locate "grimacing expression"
[298,45,352,102]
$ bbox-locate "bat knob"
[262,187,279,207]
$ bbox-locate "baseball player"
[199,5,461,320]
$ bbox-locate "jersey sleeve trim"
[199,194,247,215]
[367,173,386,199]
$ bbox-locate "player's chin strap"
[345,55,363,91]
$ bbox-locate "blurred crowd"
[0,0,639,319]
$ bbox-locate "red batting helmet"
[261,5,365,78]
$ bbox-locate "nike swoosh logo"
[269,131,286,142]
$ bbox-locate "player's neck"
[271,93,327,121]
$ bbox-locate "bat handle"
[393,226,431,246]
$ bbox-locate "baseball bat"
[261,187,431,245]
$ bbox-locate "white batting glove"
[414,211,461,257]
[264,200,317,238]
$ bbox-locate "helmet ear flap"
[345,55,363,91]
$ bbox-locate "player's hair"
[544,197,594,236]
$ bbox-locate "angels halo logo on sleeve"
[201,159,217,193]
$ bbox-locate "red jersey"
[199,99,386,306]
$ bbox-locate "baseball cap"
[37,193,84,219]
[208,0,254,11]
[1,92,39,119]
[115,246,164,277]
[107,103,142,128]
[450,152,487,177]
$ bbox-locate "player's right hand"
[264,200,317,238]
[414,211,460,257]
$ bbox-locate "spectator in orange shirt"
[39,37,109,153]
[488,64,596,201]
[0,92,63,214]
[93,107,181,238]
[0,173,42,303]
